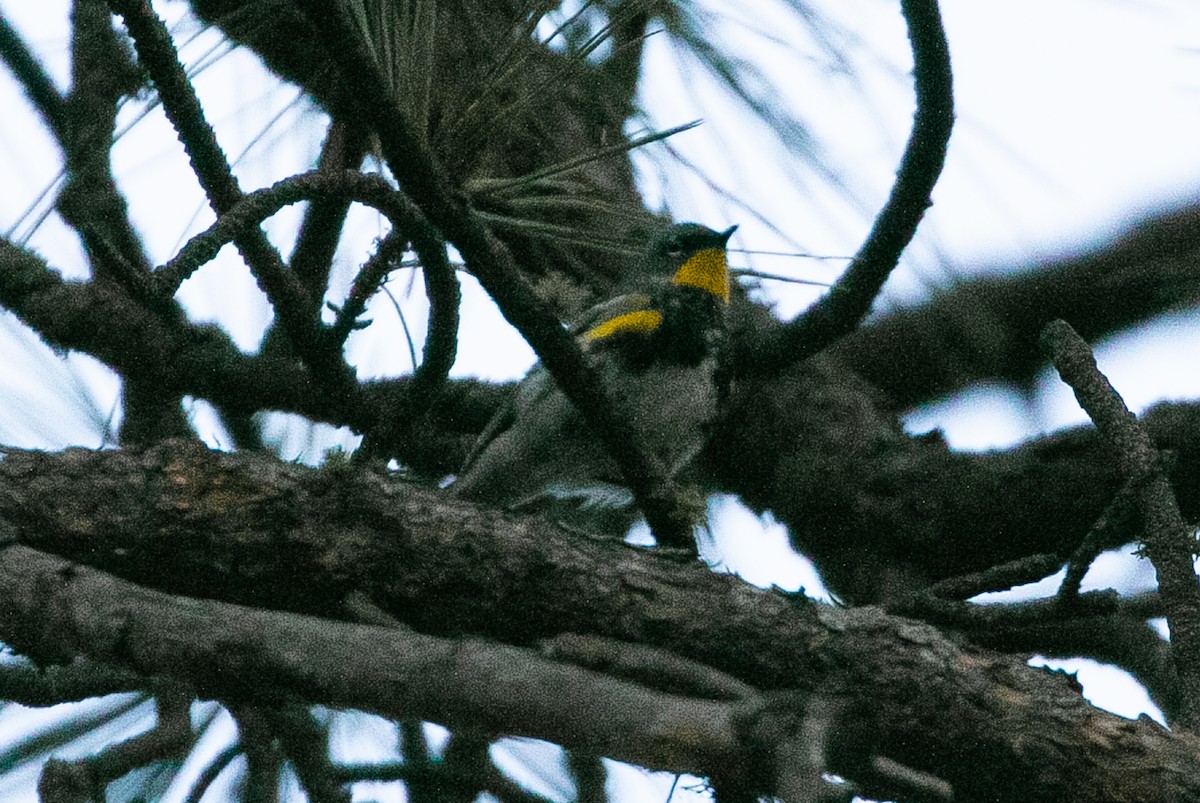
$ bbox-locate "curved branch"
[158,171,428,292]
[746,0,954,376]
[158,169,463,429]
[107,0,338,382]
[405,220,461,419]
[326,202,460,417]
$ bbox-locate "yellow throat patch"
[672,247,730,303]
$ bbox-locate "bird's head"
[646,223,738,303]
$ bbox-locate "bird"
[451,222,737,537]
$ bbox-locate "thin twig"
[331,758,552,803]
[746,0,954,376]
[182,744,241,803]
[567,751,607,803]
[329,231,410,346]
[1057,473,1146,605]
[869,756,953,803]
[265,706,351,803]
[913,552,1065,603]
[4,6,155,280]
[289,118,369,305]
[904,588,1129,632]
[1042,318,1200,730]
[229,705,284,803]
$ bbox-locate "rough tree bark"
[1,442,1198,802]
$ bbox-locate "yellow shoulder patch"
[583,309,663,342]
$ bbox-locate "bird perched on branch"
[451,222,737,537]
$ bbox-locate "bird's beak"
[718,225,738,245]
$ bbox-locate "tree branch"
[0,11,70,146]
[0,660,146,706]
[1,442,1200,800]
[289,118,368,306]
[38,686,194,802]
[1042,318,1200,730]
[746,0,954,375]
[833,202,1200,411]
[0,237,501,465]
[263,706,351,803]
[0,544,739,777]
[154,168,462,439]
[292,0,693,548]
[107,0,345,388]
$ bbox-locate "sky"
[1,0,1199,799]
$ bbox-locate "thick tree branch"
[6,231,1200,600]
[832,203,1200,411]
[707,343,1200,607]
[1,442,1200,800]
[0,660,146,706]
[0,545,739,778]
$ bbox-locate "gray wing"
[451,292,655,505]
[454,366,551,490]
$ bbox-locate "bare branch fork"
[1042,318,1200,731]
[108,0,352,391]
[156,169,461,419]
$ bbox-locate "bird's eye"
[666,242,684,258]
